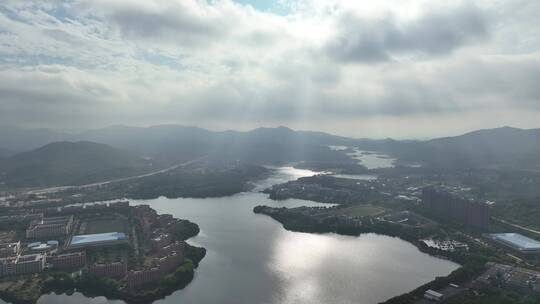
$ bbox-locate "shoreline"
[253,205,488,304]
[1,244,206,304]
[0,205,206,304]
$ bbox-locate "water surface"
[34,167,458,304]
[347,149,396,170]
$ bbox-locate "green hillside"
[0,141,154,188]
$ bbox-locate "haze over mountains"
[0,125,539,189]
[0,126,69,152]
[76,125,356,164]
[381,127,540,169]
[0,141,153,188]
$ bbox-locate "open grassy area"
[332,204,385,217]
[82,216,129,234]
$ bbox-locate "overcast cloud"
[0,0,539,138]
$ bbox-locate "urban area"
[256,172,540,304]
[0,199,204,303]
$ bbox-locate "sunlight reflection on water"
[35,167,457,304]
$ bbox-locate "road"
[492,217,540,236]
[26,158,203,195]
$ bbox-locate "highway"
[492,217,540,236]
[26,158,202,195]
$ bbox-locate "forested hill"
[2,125,540,171]
[370,127,540,169]
[0,141,153,188]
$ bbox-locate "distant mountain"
[3,124,540,171]
[73,125,216,163]
[0,126,69,151]
[0,141,153,188]
[381,127,540,169]
[75,125,355,164]
[206,126,356,164]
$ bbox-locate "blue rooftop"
[71,232,126,246]
[490,233,540,251]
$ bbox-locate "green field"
[332,205,385,217]
[82,217,129,234]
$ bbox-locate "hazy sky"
[0,0,539,138]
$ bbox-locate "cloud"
[77,0,228,47]
[0,0,539,138]
[325,2,489,63]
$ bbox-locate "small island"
[0,201,205,304]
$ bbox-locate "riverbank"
[6,166,462,304]
[253,205,489,304]
[3,162,271,207]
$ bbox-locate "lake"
[32,167,458,304]
[346,149,396,170]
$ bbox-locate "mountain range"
[0,125,539,188]
[72,125,356,165]
[380,126,540,169]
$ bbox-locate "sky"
[0,0,539,139]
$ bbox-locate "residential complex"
[422,186,490,229]
[0,253,46,277]
[26,215,74,239]
[49,251,86,271]
[89,261,127,279]
[0,201,188,290]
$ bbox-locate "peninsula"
[0,201,205,304]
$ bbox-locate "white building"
[424,289,444,301]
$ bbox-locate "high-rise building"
[422,186,490,229]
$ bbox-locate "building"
[156,251,184,273]
[28,243,53,252]
[150,233,171,252]
[422,186,490,229]
[45,201,130,216]
[0,254,46,277]
[126,268,162,289]
[421,239,469,252]
[158,241,185,256]
[424,289,444,301]
[49,251,86,271]
[125,249,185,289]
[89,261,127,279]
[0,213,42,225]
[26,215,74,239]
[68,232,128,249]
[488,233,540,255]
[0,241,21,258]
[476,263,540,293]
[0,258,14,277]
[15,254,46,275]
